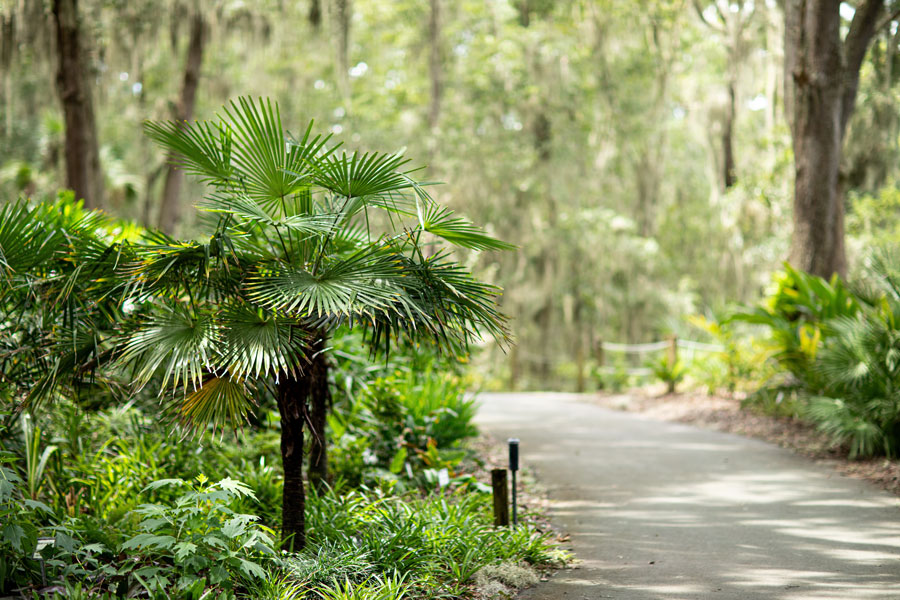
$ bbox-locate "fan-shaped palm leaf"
[179,375,254,433]
[118,309,220,390]
[218,302,308,379]
[312,151,416,199]
[246,245,408,319]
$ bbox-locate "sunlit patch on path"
[476,393,900,600]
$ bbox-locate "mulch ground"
[594,386,900,497]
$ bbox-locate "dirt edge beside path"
[595,387,900,497]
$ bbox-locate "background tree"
[52,0,104,208]
[783,0,895,278]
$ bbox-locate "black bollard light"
[508,438,519,527]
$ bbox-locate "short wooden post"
[595,338,605,390]
[667,335,679,394]
[491,468,510,527]
[575,334,586,393]
[667,335,678,367]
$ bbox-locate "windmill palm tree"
[122,97,512,549]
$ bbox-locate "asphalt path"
[475,393,900,600]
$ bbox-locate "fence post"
[576,333,586,393]
[667,335,678,367]
[491,469,510,527]
[594,339,605,390]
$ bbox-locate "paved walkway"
[476,393,900,600]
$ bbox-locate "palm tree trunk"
[276,374,306,550]
[307,333,331,493]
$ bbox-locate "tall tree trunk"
[276,374,306,550]
[428,0,442,131]
[723,78,737,188]
[158,13,206,234]
[53,0,103,209]
[784,0,882,279]
[309,0,322,29]
[335,0,351,98]
[306,333,331,494]
[1,12,14,139]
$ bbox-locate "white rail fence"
[596,337,725,376]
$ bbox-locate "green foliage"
[737,257,900,457]
[118,476,276,595]
[0,451,44,592]
[649,355,686,394]
[302,486,564,598]
[327,357,479,489]
[686,315,774,395]
[729,263,859,389]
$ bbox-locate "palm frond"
[118,309,220,390]
[179,375,255,434]
[198,192,336,236]
[219,302,308,379]
[312,151,416,198]
[418,204,516,251]
[143,118,235,185]
[222,97,333,206]
[246,247,404,319]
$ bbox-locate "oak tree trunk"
[53,0,104,208]
[784,0,883,279]
[277,374,306,550]
[158,13,206,234]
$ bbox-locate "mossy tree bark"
[784,0,886,278]
[53,0,104,208]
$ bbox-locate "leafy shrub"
[729,263,859,389]
[327,359,479,488]
[0,451,44,592]
[806,307,900,457]
[687,315,774,394]
[737,257,900,457]
[117,476,275,595]
[648,355,686,394]
[303,486,562,598]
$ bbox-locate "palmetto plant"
[0,198,135,420]
[124,97,511,549]
[806,254,900,458]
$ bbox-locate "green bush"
[0,451,44,592]
[729,263,859,389]
[735,257,900,457]
[117,476,276,595]
[302,486,564,598]
[649,355,686,394]
[327,358,480,489]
